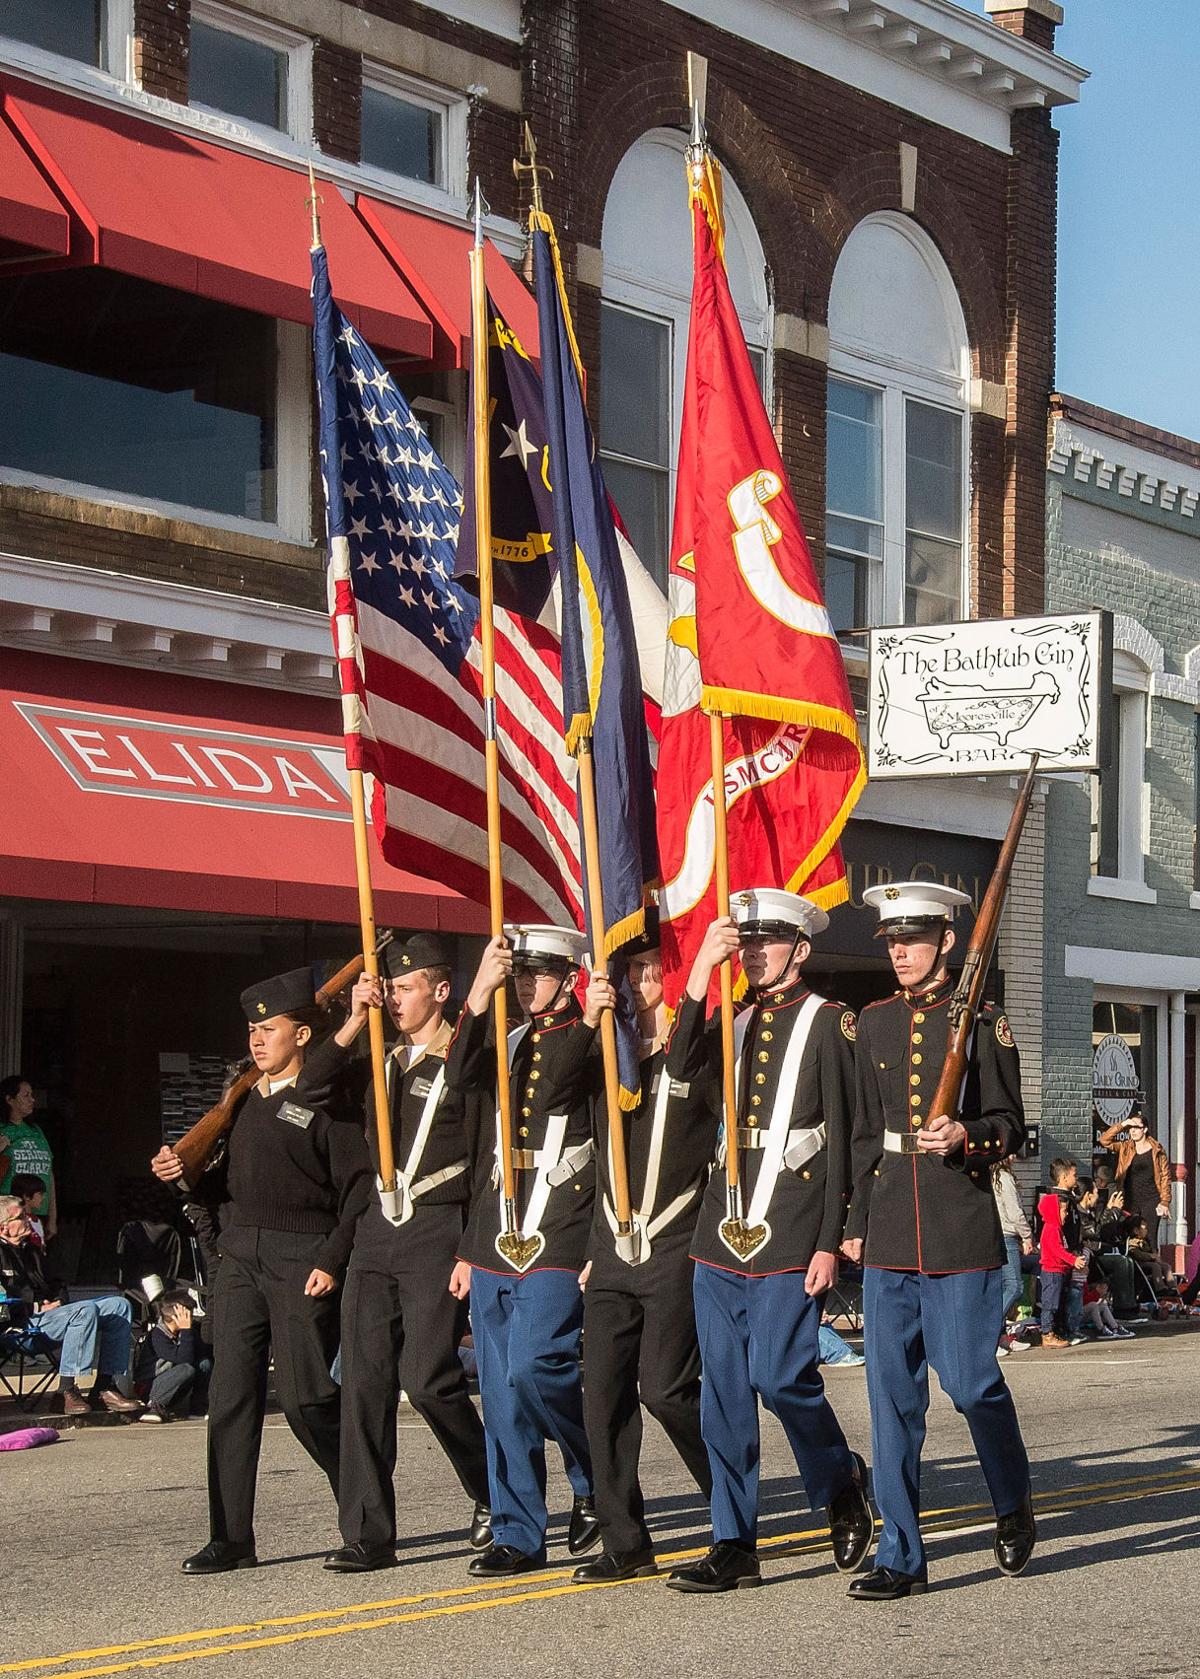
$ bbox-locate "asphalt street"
[8,1326,1200,1679]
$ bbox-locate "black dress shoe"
[181,1540,258,1575]
[573,1548,657,1583]
[567,1495,601,1556]
[467,1543,546,1578]
[665,1541,761,1593]
[828,1451,875,1573]
[469,1502,493,1551]
[322,1541,397,1573]
[994,1495,1037,1576]
[847,1565,927,1601]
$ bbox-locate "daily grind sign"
[867,611,1112,779]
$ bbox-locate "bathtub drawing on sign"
[914,672,1060,750]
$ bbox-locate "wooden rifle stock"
[171,939,389,1188]
[927,757,1038,1128]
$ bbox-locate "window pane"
[746,344,767,400]
[361,84,440,184]
[0,0,102,62]
[0,271,277,522]
[1091,692,1123,876]
[600,304,670,469]
[827,514,882,560]
[826,379,881,522]
[601,457,668,591]
[906,399,961,538]
[190,20,287,130]
[825,550,870,639]
[904,533,961,625]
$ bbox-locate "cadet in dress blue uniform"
[574,914,717,1584]
[445,925,602,1576]
[324,935,492,1574]
[664,891,873,1594]
[842,883,1035,1600]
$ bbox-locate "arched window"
[825,212,970,644]
[600,128,770,588]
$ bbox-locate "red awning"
[357,196,540,369]
[0,112,70,258]
[0,650,488,933]
[0,74,432,358]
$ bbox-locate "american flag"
[311,245,582,925]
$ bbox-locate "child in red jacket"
[1038,1158,1088,1348]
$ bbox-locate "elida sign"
[867,612,1111,780]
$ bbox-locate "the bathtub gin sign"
[866,611,1112,779]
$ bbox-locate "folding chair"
[0,1323,60,1412]
[824,1266,864,1332]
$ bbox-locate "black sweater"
[199,1036,372,1276]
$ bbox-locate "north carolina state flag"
[657,146,865,1008]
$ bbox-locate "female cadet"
[151,967,372,1575]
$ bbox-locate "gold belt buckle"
[900,1130,924,1155]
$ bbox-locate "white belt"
[408,1158,469,1199]
[883,1129,924,1155]
[723,1122,827,1169]
[507,1138,595,1187]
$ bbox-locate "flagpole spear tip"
[472,176,489,248]
[689,100,706,151]
[306,161,322,250]
[513,122,551,218]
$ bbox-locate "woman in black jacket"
[151,968,372,1575]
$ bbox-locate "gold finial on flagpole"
[306,162,322,250]
[513,120,553,217]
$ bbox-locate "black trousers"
[207,1226,342,1546]
[583,1235,712,1555]
[338,1203,490,1547]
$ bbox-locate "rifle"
[171,934,392,1189]
[927,756,1038,1129]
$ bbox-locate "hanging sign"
[867,611,1111,779]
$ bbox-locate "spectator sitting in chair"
[1126,1219,1173,1296]
[140,1290,210,1423]
[0,1197,140,1416]
[10,1174,48,1248]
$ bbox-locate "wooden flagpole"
[518,126,638,1262]
[708,711,744,1236]
[308,164,395,1202]
[469,179,525,1260]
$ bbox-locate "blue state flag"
[532,214,658,1106]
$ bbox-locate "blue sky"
[960,0,1200,440]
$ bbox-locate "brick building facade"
[0,0,1082,1266]
[1043,396,1200,1261]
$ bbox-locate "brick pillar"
[312,41,361,162]
[984,0,1063,53]
[132,0,188,102]
[521,0,582,238]
[1001,105,1058,615]
[774,346,827,579]
[999,789,1045,1199]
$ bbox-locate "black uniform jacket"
[844,980,1026,1274]
[198,1034,373,1278]
[667,977,856,1277]
[587,1044,718,1282]
[350,1018,487,1273]
[446,995,597,1274]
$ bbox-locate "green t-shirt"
[0,1120,53,1208]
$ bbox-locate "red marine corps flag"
[658,124,866,1008]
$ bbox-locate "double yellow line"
[12,1467,1200,1679]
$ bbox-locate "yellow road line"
[12,1467,1200,1679]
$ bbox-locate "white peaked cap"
[731,887,829,939]
[863,881,972,924]
[503,923,589,963]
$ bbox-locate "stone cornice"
[1049,413,1200,523]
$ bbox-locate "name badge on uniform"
[278,1102,314,1130]
[410,1076,435,1099]
[668,1078,691,1098]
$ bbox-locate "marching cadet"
[151,969,373,1575]
[841,883,1034,1600]
[575,913,717,1583]
[445,925,602,1576]
[324,935,492,1574]
[663,891,873,1594]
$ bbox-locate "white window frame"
[1089,660,1155,902]
[357,60,468,208]
[188,0,312,146]
[0,317,310,545]
[411,391,465,485]
[0,0,133,87]
[826,361,969,657]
